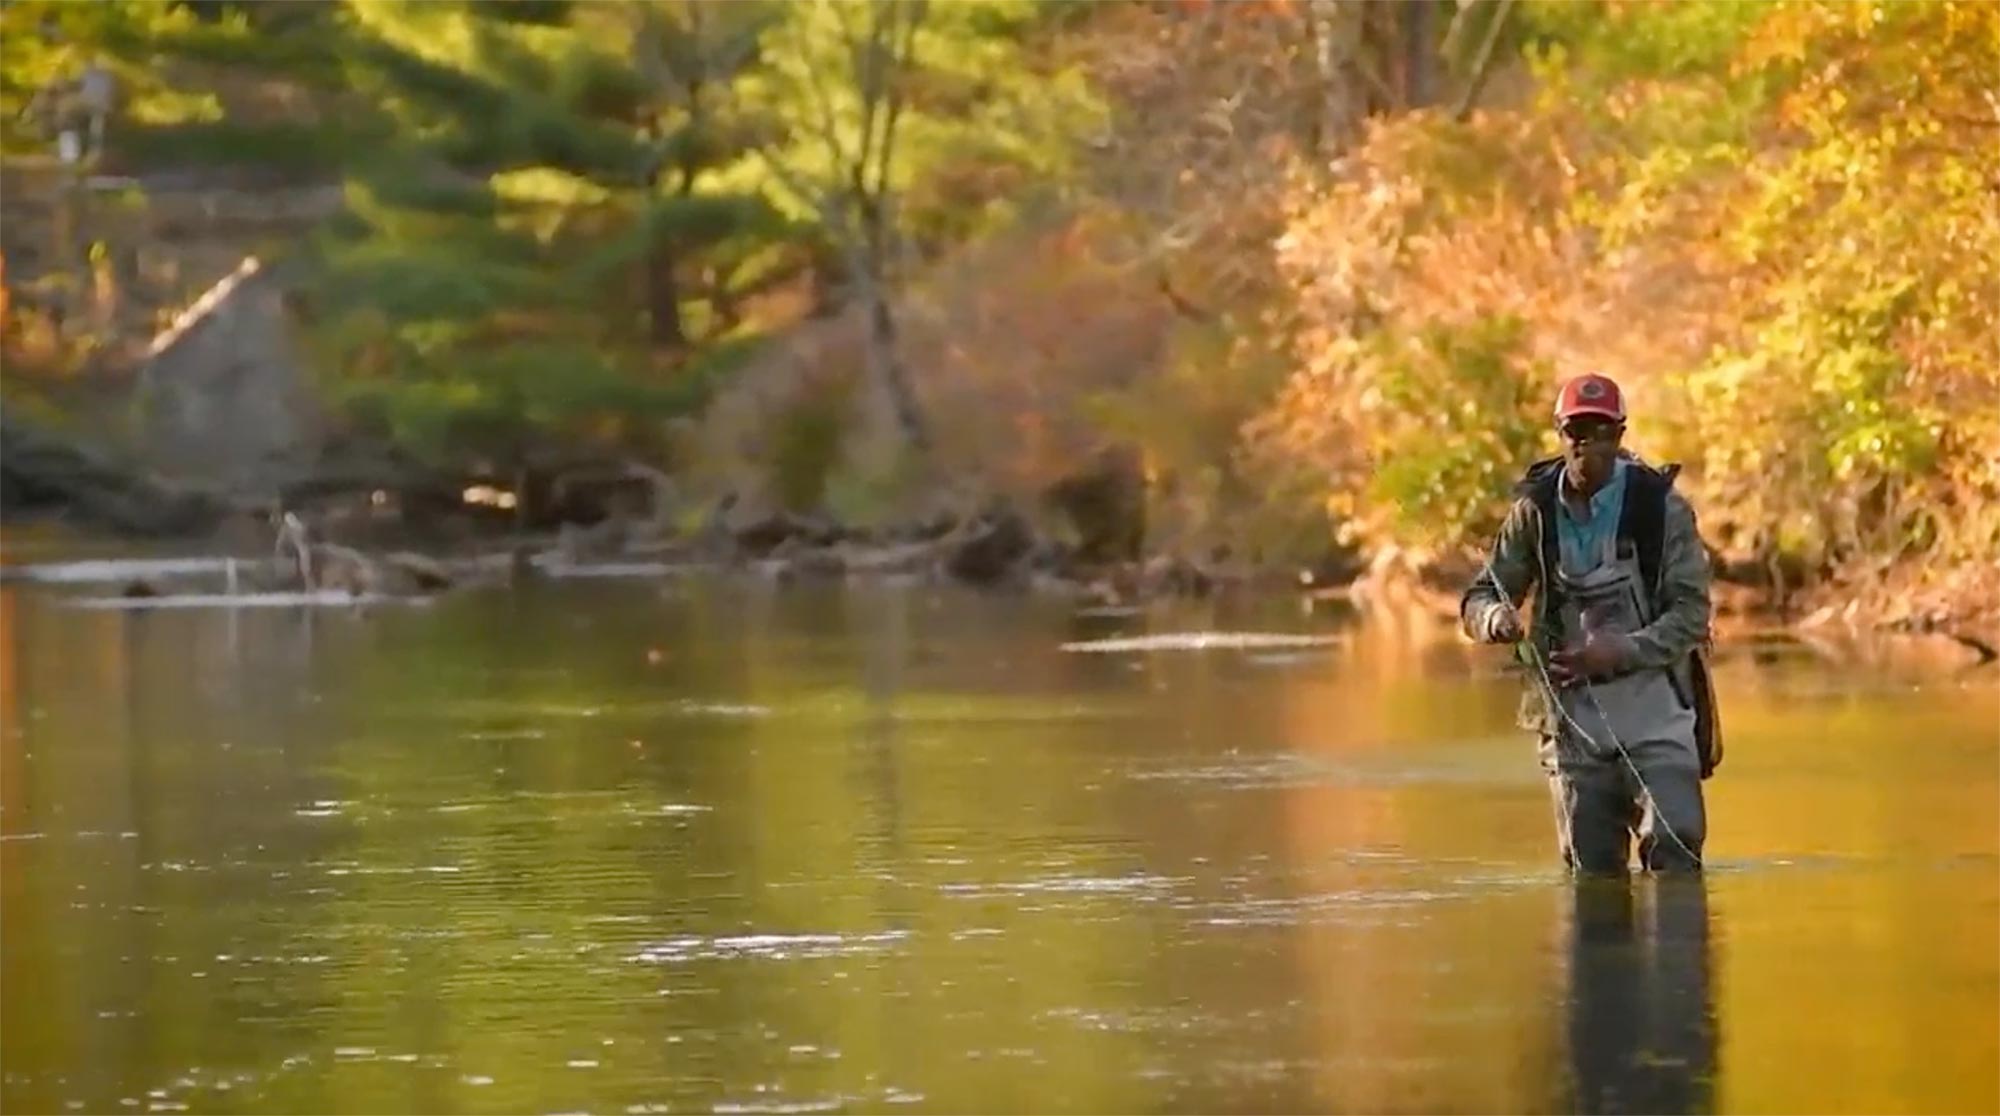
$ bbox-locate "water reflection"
[0,579,1993,1114]
[1564,877,1717,1114]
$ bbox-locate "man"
[1461,373,1719,873]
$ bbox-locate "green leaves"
[743,0,1097,248]
[289,0,793,465]
[1362,317,1550,551]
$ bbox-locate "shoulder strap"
[1518,456,1563,620]
[1618,461,1681,598]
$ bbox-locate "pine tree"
[306,0,788,472]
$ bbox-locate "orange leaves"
[892,217,1179,494]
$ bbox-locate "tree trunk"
[1308,0,1366,156]
[1404,0,1437,107]
[1454,0,1517,122]
[646,236,685,354]
[862,278,928,452]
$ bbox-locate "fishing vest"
[1517,456,1724,778]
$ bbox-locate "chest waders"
[1549,531,1696,765]
[1521,457,1723,779]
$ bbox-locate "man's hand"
[1549,627,1628,686]
[1484,604,1524,644]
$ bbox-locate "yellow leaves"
[489,169,611,208]
[1244,0,1999,568]
[126,88,224,126]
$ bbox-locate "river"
[2,573,1994,1113]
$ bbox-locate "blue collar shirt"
[1557,458,1628,577]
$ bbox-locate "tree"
[744,0,1091,463]
[750,0,934,453]
[623,0,773,356]
[1255,0,2000,612]
[301,0,788,476]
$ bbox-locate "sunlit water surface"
[2,575,1994,1113]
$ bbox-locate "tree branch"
[794,0,854,192]
[870,1,925,223]
[1453,0,1516,122]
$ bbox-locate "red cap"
[1554,374,1626,421]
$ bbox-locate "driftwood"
[271,512,455,596]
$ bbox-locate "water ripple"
[629,931,911,964]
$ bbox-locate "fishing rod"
[1479,548,1702,870]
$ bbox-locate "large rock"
[135,257,322,499]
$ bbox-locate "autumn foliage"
[7,0,1995,620]
[1248,0,1999,619]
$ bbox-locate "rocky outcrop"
[134,256,322,499]
[0,413,222,534]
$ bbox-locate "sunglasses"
[1559,419,1624,444]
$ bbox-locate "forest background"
[3,0,1996,631]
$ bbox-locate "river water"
[2,575,1994,1114]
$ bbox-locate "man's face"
[1559,415,1625,492]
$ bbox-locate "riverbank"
[4,511,1993,679]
